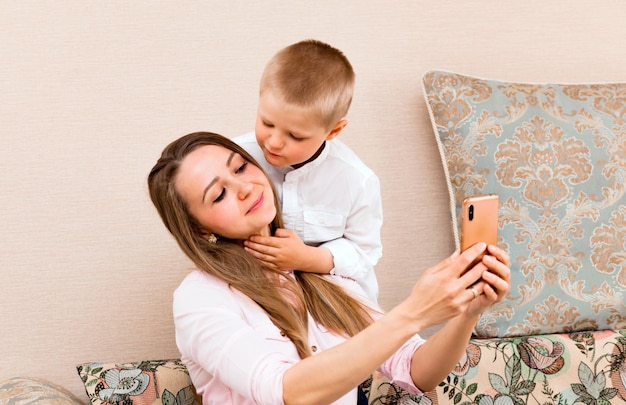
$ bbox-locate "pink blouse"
[173,270,425,404]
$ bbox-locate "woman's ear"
[325,119,348,141]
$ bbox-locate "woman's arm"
[409,244,511,392]
[282,242,509,405]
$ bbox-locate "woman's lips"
[247,193,264,214]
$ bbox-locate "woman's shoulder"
[174,270,235,303]
[172,270,271,322]
[178,269,225,287]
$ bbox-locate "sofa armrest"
[0,377,84,404]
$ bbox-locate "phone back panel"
[460,194,499,252]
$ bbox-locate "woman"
[148,132,510,405]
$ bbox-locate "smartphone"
[460,194,499,252]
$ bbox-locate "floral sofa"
[2,332,624,404]
[365,71,626,404]
[366,330,626,405]
[0,360,201,405]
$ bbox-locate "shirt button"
[311,345,318,352]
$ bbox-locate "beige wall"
[2,1,625,401]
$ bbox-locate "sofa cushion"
[76,358,200,405]
[422,70,626,338]
[367,329,626,405]
[0,376,83,404]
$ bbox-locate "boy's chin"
[264,153,291,168]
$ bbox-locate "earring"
[206,233,218,244]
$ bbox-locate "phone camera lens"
[468,205,474,220]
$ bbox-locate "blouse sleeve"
[377,333,426,395]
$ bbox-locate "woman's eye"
[213,189,226,203]
[236,161,248,174]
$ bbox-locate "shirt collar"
[291,141,326,170]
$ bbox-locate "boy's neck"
[291,141,326,169]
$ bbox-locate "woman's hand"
[396,242,509,333]
[466,243,510,316]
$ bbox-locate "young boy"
[233,39,382,302]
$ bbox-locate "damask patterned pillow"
[422,70,626,338]
[77,358,200,405]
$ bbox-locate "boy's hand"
[244,228,333,273]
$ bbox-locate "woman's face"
[175,144,276,239]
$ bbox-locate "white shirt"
[174,270,425,405]
[233,132,383,301]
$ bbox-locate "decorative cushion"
[0,376,83,404]
[367,329,626,405]
[76,359,200,405]
[422,70,626,337]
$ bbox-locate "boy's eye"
[289,133,302,141]
[263,121,274,128]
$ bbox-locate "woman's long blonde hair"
[148,132,374,358]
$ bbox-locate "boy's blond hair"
[260,39,355,129]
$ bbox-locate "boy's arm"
[244,173,382,279]
[320,173,383,277]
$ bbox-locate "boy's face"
[255,90,342,168]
